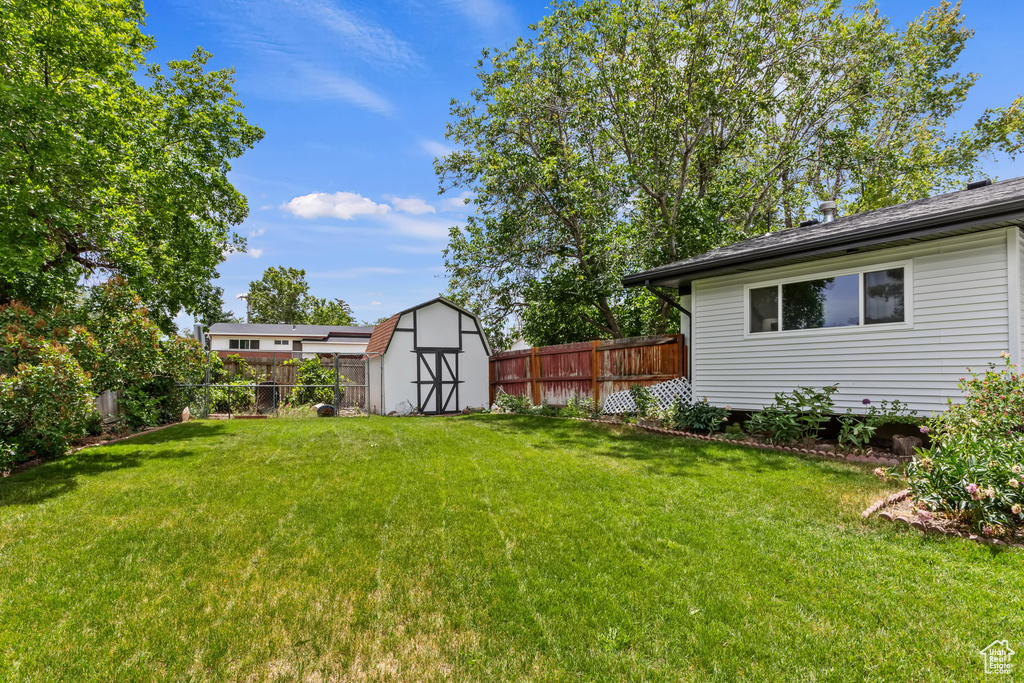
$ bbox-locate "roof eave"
[624,200,1024,289]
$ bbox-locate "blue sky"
[148,0,1024,327]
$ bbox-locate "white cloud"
[283,192,392,220]
[439,0,514,31]
[440,191,474,212]
[419,139,454,157]
[249,248,264,259]
[387,196,437,215]
[389,244,443,255]
[248,228,266,237]
[370,301,382,306]
[301,66,394,115]
[309,267,407,278]
[291,0,417,67]
[383,213,460,241]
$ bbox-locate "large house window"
[228,339,260,349]
[748,266,906,334]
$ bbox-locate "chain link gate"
[179,351,369,418]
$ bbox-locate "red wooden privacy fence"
[489,334,687,406]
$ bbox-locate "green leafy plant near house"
[662,397,730,433]
[903,355,1024,535]
[838,398,921,453]
[559,394,601,419]
[748,385,838,445]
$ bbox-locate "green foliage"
[289,357,336,406]
[306,298,355,326]
[534,401,560,417]
[494,390,534,415]
[724,422,746,439]
[121,383,162,430]
[663,398,730,433]
[628,384,655,419]
[837,398,921,453]
[208,378,255,414]
[247,267,355,326]
[0,341,97,461]
[0,1,263,330]
[906,355,1024,535]
[749,386,838,445]
[559,394,600,419]
[438,0,1024,342]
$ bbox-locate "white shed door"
[415,351,460,414]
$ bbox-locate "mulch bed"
[862,489,1024,549]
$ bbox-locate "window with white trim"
[228,339,261,349]
[748,266,906,334]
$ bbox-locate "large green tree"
[437,0,1024,345]
[247,267,355,326]
[0,0,264,332]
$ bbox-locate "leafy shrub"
[662,397,730,433]
[905,355,1024,535]
[209,378,255,413]
[838,398,921,452]
[290,357,337,405]
[748,385,837,444]
[724,422,745,439]
[494,390,534,414]
[121,383,162,429]
[560,394,599,419]
[0,342,97,460]
[629,384,655,418]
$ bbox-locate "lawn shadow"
[0,421,234,508]
[468,415,870,483]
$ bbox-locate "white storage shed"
[366,298,492,415]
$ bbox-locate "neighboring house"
[366,298,492,415]
[508,338,531,352]
[206,322,375,359]
[623,177,1024,413]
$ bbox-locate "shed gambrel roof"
[363,297,492,356]
[624,176,1024,289]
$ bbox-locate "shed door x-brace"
[415,350,460,414]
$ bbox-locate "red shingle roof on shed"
[365,314,399,355]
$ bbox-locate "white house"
[366,298,492,415]
[207,322,374,359]
[623,177,1024,414]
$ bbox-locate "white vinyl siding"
[691,228,1013,414]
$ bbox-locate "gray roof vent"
[819,201,837,223]
[798,219,820,228]
[967,178,992,190]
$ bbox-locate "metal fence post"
[204,350,211,418]
[333,354,340,416]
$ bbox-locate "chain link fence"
[179,352,368,418]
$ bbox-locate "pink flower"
[862,398,871,405]
[966,483,978,494]
[983,525,996,536]
[873,467,886,479]
[919,426,930,434]
[1012,504,1022,515]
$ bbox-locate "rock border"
[862,489,1023,549]
[551,416,904,467]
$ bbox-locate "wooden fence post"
[591,340,600,405]
[530,347,541,405]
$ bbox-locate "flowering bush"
[0,342,97,461]
[905,355,1024,534]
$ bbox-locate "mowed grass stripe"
[0,415,1020,681]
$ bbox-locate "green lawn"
[0,416,1020,681]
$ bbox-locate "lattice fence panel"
[602,377,693,414]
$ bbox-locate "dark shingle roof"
[208,323,374,339]
[365,314,400,355]
[624,177,1024,289]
